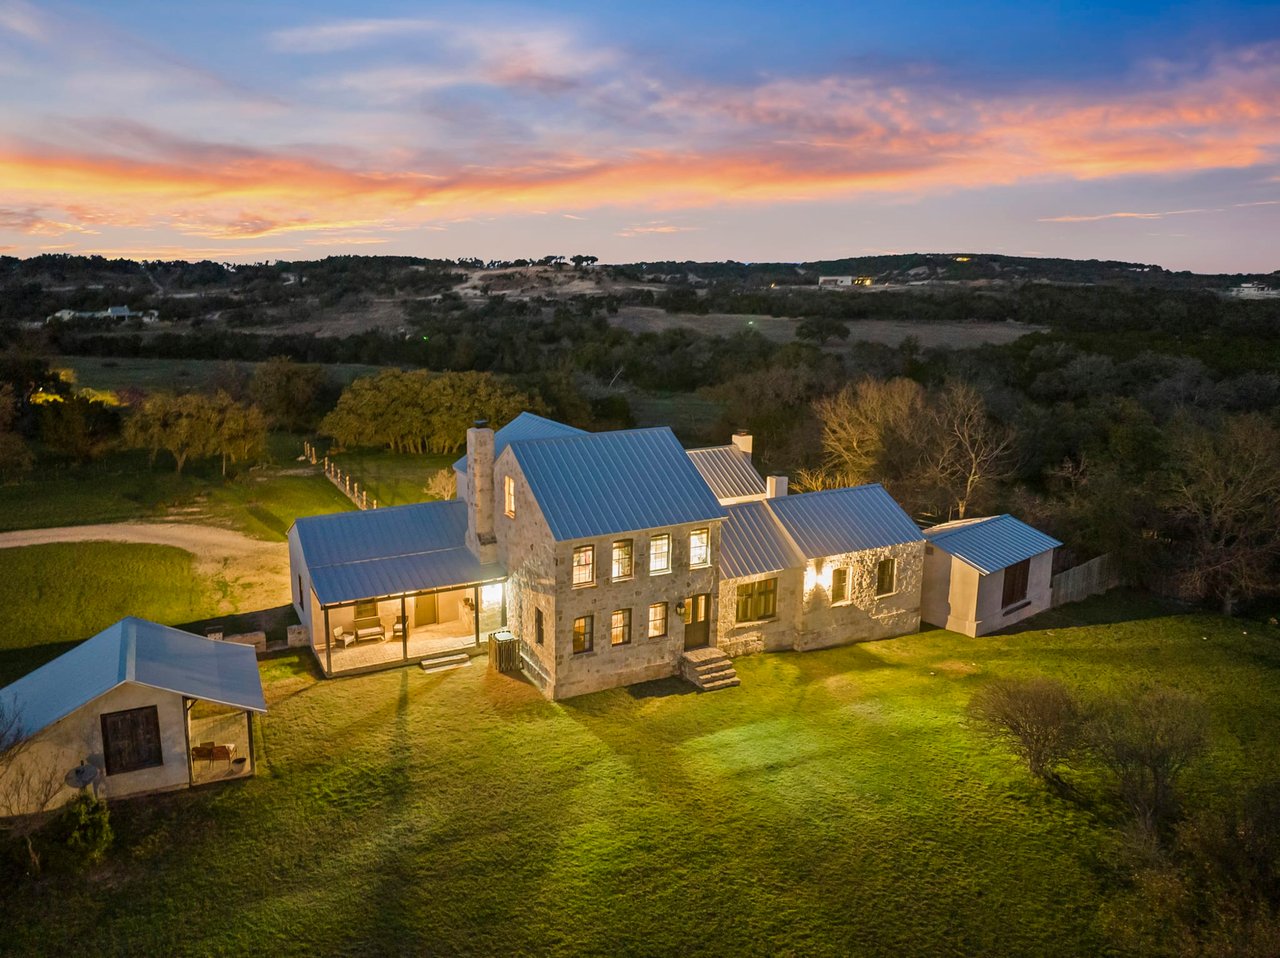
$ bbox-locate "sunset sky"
[1,0,1278,271]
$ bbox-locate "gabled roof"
[923,514,1062,574]
[0,617,266,741]
[509,427,728,541]
[768,484,924,558]
[720,501,800,579]
[292,501,503,605]
[687,446,766,502]
[452,412,585,473]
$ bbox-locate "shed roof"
[0,617,266,741]
[768,484,924,558]
[687,446,767,502]
[719,501,800,579]
[509,427,727,541]
[923,514,1062,575]
[292,501,502,605]
[452,412,585,473]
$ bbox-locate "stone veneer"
[793,540,925,651]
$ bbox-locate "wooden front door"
[414,592,438,627]
[683,593,711,649]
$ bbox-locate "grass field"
[325,447,454,508]
[0,543,223,683]
[0,442,352,540]
[3,592,1279,956]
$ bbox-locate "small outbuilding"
[0,617,266,816]
[920,515,1061,637]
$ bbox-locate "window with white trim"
[572,545,595,587]
[689,528,710,568]
[649,534,671,575]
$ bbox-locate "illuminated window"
[649,534,671,574]
[573,615,593,654]
[831,567,849,603]
[648,602,668,638]
[690,528,710,568]
[611,609,631,646]
[504,475,516,517]
[572,545,595,587]
[611,540,633,580]
[1002,559,1030,608]
[736,578,777,622]
[875,558,896,597]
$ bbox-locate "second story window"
[649,534,671,575]
[690,528,710,568]
[504,475,516,517]
[832,567,849,604]
[611,540,633,580]
[535,608,544,645]
[572,545,595,587]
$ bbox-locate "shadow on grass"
[1004,590,1180,634]
[178,604,298,644]
[0,640,81,685]
[626,676,696,699]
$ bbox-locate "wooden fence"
[1051,553,1121,608]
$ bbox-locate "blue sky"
[1,0,1277,270]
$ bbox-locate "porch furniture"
[354,617,386,642]
[332,626,355,648]
[393,617,406,640]
[191,741,216,765]
[210,744,235,766]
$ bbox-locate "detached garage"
[920,515,1061,637]
[0,617,266,816]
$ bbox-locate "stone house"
[289,413,1048,698]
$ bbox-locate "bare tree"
[1165,413,1280,615]
[424,468,456,501]
[1089,686,1207,836]
[0,700,66,875]
[814,377,928,489]
[923,380,1015,520]
[969,677,1084,792]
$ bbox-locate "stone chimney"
[465,421,497,562]
[767,475,788,498]
[731,431,753,459]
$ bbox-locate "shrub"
[46,792,113,872]
[969,677,1084,790]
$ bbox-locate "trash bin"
[488,629,520,674]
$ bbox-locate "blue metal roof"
[720,501,800,579]
[510,427,728,541]
[767,484,924,558]
[293,501,503,605]
[0,617,265,740]
[924,514,1062,574]
[452,412,585,473]
[687,446,767,502]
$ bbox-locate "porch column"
[323,605,332,675]
[182,697,194,787]
[400,594,408,661]
[473,585,481,647]
[247,711,257,773]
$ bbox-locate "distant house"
[817,275,872,287]
[920,515,1061,637]
[1225,282,1280,300]
[0,618,266,816]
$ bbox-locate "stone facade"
[793,540,925,651]
[716,568,803,656]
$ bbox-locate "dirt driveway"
[0,523,290,613]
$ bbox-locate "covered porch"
[187,699,256,786]
[314,579,507,677]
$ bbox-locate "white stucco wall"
[920,548,1054,636]
[5,683,192,816]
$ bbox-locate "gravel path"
[0,522,290,612]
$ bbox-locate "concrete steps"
[419,652,472,675]
[680,647,740,692]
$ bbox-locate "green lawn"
[3,592,1279,956]
[326,447,454,508]
[0,543,224,682]
[0,443,352,540]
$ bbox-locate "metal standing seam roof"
[923,514,1062,574]
[292,501,503,605]
[767,484,925,558]
[509,427,728,541]
[686,446,767,502]
[719,500,801,579]
[452,412,585,473]
[0,617,266,741]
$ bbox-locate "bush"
[46,792,113,872]
[968,677,1084,790]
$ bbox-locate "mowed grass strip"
[4,593,1279,956]
[0,542,223,682]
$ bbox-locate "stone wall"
[794,540,924,651]
[715,567,803,655]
